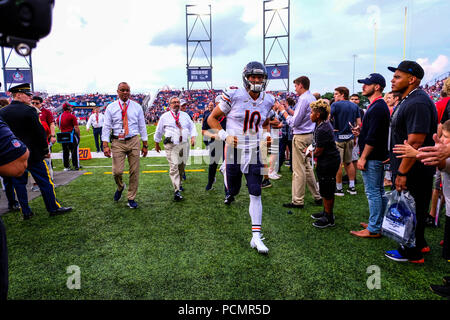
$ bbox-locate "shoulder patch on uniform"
[11,139,22,148]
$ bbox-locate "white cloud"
[417,55,449,82]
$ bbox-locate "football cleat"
[250,236,269,254]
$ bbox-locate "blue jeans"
[361,160,387,233]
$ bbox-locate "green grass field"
[2,125,449,300]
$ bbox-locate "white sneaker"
[250,236,269,254]
[268,172,280,180]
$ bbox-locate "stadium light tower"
[185,4,213,90]
[263,0,290,92]
[1,46,34,93]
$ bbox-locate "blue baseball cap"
[357,73,386,88]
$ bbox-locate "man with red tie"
[86,106,105,153]
[102,82,148,209]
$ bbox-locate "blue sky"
[7,0,449,96]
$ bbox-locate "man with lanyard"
[102,82,148,209]
[349,73,390,238]
[385,61,437,264]
[0,83,72,220]
[207,61,274,254]
[277,76,322,209]
[86,106,105,153]
[154,96,197,201]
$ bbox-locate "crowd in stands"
[1,74,448,124]
[423,73,450,101]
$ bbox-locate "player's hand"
[103,146,111,158]
[225,135,238,148]
[266,136,272,149]
[50,136,57,144]
[357,157,367,171]
[393,140,419,158]
[191,137,196,147]
[417,134,450,166]
[141,145,148,157]
[155,143,161,153]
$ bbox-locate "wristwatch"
[397,171,407,177]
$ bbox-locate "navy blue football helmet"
[242,61,268,92]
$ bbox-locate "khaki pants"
[111,135,140,201]
[164,142,189,192]
[292,133,321,205]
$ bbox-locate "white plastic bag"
[381,190,416,248]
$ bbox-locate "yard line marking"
[185,169,205,172]
[142,170,168,173]
[83,172,93,175]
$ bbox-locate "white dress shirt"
[102,99,148,142]
[154,110,197,144]
[86,112,104,130]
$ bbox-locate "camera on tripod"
[0,0,55,56]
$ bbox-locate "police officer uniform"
[0,115,29,300]
[0,83,72,219]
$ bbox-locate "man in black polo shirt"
[349,73,390,238]
[385,61,437,264]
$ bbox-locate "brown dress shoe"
[360,222,368,229]
[350,228,381,238]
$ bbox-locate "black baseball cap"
[357,73,386,88]
[388,60,425,79]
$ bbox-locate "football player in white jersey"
[207,61,275,254]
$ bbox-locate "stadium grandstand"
[1,72,448,125]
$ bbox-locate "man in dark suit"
[0,83,72,220]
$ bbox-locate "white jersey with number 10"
[219,87,275,150]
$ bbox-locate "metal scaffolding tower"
[263,0,290,92]
[185,4,213,90]
[1,46,34,92]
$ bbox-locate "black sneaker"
[174,191,183,201]
[114,183,126,201]
[127,200,138,209]
[261,179,272,189]
[22,212,34,220]
[335,188,344,196]
[443,276,450,286]
[224,194,235,205]
[347,187,357,195]
[8,202,20,211]
[313,214,335,228]
[311,211,325,220]
[430,284,450,298]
